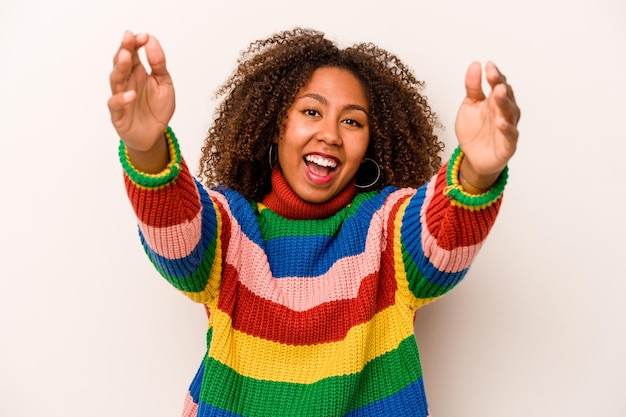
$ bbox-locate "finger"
[107,90,136,123]
[502,85,520,123]
[128,33,150,71]
[504,82,516,102]
[109,47,133,93]
[464,61,485,101]
[113,31,136,67]
[485,61,507,88]
[493,85,521,126]
[112,31,148,80]
[496,118,519,148]
[110,32,140,93]
[134,32,149,48]
[144,35,169,79]
[110,34,152,96]
[487,63,517,105]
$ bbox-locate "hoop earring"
[268,143,278,169]
[355,158,381,189]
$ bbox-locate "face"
[277,67,370,203]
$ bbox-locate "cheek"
[350,134,370,163]
[281,123,308,148]
[277,137,301,168]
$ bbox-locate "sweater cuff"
[118,126,182,188]
[444,146,508,210]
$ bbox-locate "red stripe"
[124,159,201,228]
[216,261,398,346]
[424,172,501,250]
[214,194,410,345]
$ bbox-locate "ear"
[269,142,279,169]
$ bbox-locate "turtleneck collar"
[260,167,357,220]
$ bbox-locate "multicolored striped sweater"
[120,128,507,417]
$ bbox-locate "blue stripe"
[344,378,429,417]
[266,232,364,277]
[189,357,205,404]
[139,180,217,280]
[195,404,243,416]
[264,190,392,278]
[214,187,398,279]
[219,187,266,247]
[401,184,468,290]
[417,257,466,288]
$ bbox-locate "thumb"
[464,61,485,101]
[144,34,169,78]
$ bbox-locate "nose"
[317,118,342,146]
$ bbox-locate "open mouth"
[304,154,338,177]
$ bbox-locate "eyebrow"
[299,93,369,116]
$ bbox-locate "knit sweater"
[120,128,507,417]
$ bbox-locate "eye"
[303,109,320,117]
[343,118,362,127]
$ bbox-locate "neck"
[261,167,357,220]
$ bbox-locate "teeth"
[305,155,337,168]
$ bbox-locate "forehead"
[297,67,368,108]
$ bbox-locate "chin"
[298,189,336,204]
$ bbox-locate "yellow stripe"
[182,198,223,304]
[122,140,181,191]
[392,197,437,310]
[448,198,501,211]
[125,175,172,191]
[208,304,414,384]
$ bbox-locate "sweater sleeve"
[398,146,508,308]
[120,127,222,304]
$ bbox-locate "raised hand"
[108,31,175,172]
[454,61,521,190]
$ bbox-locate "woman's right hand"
[108,31,175,172]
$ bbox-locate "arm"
[398,156,506,305]
[120,128,222,304]
[399,61,519,305]
[108,33,221,303]
[454,61,521,192]
[108,31,175,173]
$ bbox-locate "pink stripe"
[221,189,414,312]
[420,174,482,273]
[181,392,198,417]
[138,210,203,259]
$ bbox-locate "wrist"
[444,146,508,209]
[459,158,501,195]
[119,127,182,188]
[125,133,170,174]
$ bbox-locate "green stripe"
[402,245,453,299]
[119,126,182,188]
[445,146,508,207]
[200,328,422,416]
[258,191,376,239]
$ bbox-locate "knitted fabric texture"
[261,166,357,220]
[121,129,505,417]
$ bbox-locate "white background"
[1,0,625,416]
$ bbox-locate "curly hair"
[198,27,444,201]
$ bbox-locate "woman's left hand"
[454,61,521,190]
